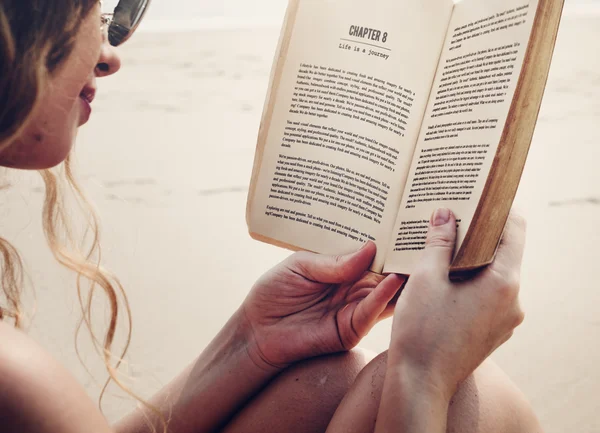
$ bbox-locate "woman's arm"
[117,244,402,433]
[375,209,526,433]
[0,243,399,433]
[375,355,452,433]
[115,310,281,433]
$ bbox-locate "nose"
[95,42,121,77]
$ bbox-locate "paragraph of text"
[424,118,498,142]
[405,144,490,208]
[450,4,530,50]
[281,121,400,172]
[432,43,521,118]
[290,63,415,137]
[267,154,390,224]
[393,219,461,252]
[264,206,376,243]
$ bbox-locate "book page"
[384,0,540,274]
[248,0,454,272]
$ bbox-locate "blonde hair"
[0,1,165,430]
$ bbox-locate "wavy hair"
[0,1,164,430]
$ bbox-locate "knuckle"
[363,272,384,286]
[488,268,521,301]
[505,271,520,292]
[288,250,309,265]
[425,232,455,250]
[513,308,526,328]
[496,279,520,304]
[507,273,521,295]
[333,254,345,267]
[412,262,438,282]
[508,212,527,234]
[287,252,316,276]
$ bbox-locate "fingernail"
[432,208,450,226]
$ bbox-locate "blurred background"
[2,0,598,432]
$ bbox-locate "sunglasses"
[100,0,152,46]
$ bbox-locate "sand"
[2,12,598,432]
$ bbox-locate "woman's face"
[0,3,122,169]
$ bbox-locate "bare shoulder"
[0,321,56,395]
[0,322,114,433]
[0,321,54,375]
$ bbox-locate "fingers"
[290,241,377,284]
[352,273,405,337]
[383,275,408,317]
[491,211,527,274]
[420,208,457,273]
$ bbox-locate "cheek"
[0,22,102,170]
[0,93,80,169]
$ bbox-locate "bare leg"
[221,350,541,433]
[325,352,543,433]
[220,349,377,433]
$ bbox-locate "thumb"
[421,208,457,272]
[289,241,377,284]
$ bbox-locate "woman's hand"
[389,208,526,401]
[373,209,526,433]
[241,243,406,370]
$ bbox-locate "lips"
[79,87,96,126]
[78,85,96,126]
[79,86,96,104]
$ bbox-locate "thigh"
[326,351,543,433]
[220,349,377,433]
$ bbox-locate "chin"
[35,149,73,169]
[0,136,74,170]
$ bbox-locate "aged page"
[247,0,453,272]
[384,0,540,274]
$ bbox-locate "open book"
[246,0,564,275]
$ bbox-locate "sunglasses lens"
[108,0,151,46]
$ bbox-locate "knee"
[221,349,379,433]
[452,360,543,433]
[325,351,389,433]
[276,347,378,402]
[328,353,542,433]
[345,349,388,400]
[239,349,378,433]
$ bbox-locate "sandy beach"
[2,10,598,432]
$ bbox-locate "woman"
[0,1,541,433]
